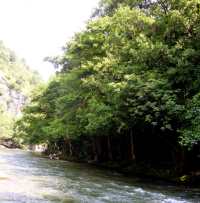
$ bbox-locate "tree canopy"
[16,0,200,170]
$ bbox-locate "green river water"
[0,148,199,203]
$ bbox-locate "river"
[0,148,199,203]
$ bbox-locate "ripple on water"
[0,149,199,203]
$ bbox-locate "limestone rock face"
[0,72,26,117]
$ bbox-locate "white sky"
[0,0,99,80]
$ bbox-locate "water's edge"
[0,147,199,202]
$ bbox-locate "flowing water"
[0,147,199,203]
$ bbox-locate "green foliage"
[16,0,200,152]
[0,41,41,96]
[180,93,200,149]
[93,0,153,16]
[0,112,15,138]
[0,41,42,138]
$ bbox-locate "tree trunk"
[107,135,113,160]
[96,136,102,162]
[175,147,186,175]
[63,138,68,155]
[93,137,98,162]
[130,129,136,161]
[69,141,73,157]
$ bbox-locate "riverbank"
[0,138,21,149]
[83,162,200,187]
[42,148,200,187]
[4,139,197,187]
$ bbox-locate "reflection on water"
[0,148,199,203]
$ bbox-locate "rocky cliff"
[0,41,41,138]
[0,71,26,116]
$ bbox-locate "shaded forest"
[15,0,200,183]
